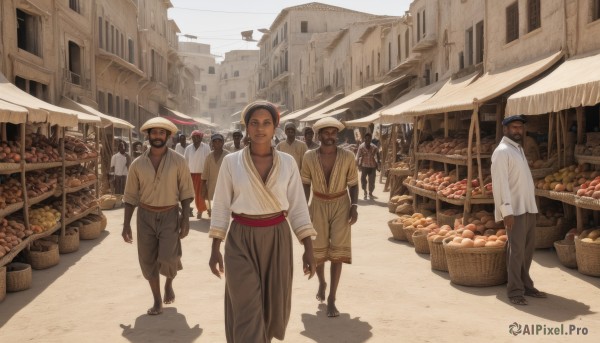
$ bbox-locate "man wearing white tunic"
[183,130,210,218]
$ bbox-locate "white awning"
[301,83,386,122]
[60,98,133,129]
[0,72,78,126]
[0,99,29,124]
[405,51,563,116]
[280,93,344,122]
[506,49,600,115]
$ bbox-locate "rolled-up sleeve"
[208,158,233,240]
[286,165,317,243]
[491,151,514,220]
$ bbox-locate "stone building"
[178,42,219,121]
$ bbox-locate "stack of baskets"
[6,262,32,292]
[412,229,430,254]
[75,213,103,240]
[428,239,448,272]
[575,237,600,277]
[25,240,59,270]
[437,211,461,228]
[443,237,507,287]
[59,226,80,254]
[535,222,565,249]
[403,225,418,246]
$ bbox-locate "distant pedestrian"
[303,126,320,150]
[355,132,380,200]
[491,115,546,306]
[110,142,131,195]
[276,121,308,169]
[301,117,358,318]
[201,133,229,217]
[122,117,195,316]
[225,129,244,152]
[175,134,188,155]
[209,100,316,342]
[183,130,210,219]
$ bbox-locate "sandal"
[509,296,528,306]
[525,290,547,298]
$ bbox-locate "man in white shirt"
[110,142,131,195]
[174,134,187,155]
[491,115,546,306]
[184,130,211,218]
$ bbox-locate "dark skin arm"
[348,184,359,225]
[504,215,515,232]
[122,202,136,243]
[209,238,224,278]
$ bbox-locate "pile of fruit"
[418,136,497,155]
[425,210,507,248]
[390,195,413,215]
[578,228,600,244]
[25,170,59,198]
[438,178,493,199]
[29,206,61,232]
[0,178,24,208]
[64,166,97,188]
[0,141,23,163]
[52,190,97,218]
[23,133,61,163]
[0,218,31,257]
[528,157,557,170]
[535,164,599,193]
[64,135,98,161]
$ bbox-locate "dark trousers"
[506,212,537,297]
[360,167,377,194]
[114,175,127,195]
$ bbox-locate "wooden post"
[495,103,503,143]
[61,126,67,236]
[562,110,568,167]
[576,106,584,145]
[20,123,30,230]
[444,112,448,138]
[412,116,419,181]
[557,112,563,168]
[473,105,485,197]
[548,113,554,160]
[465,110,477,216]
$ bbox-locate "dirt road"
[1,180,599,342]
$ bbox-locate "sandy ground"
[1,178,599,343]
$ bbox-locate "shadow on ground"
[495,293,596,322]
[300,303,372,343]
[120,307,202,343]
[189,218,210,233]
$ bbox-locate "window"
[397,35,401,61]
[208,66,215,74]
[111,25,115,53]
[105,21,109,51]
[424,67,431,86]
[107,93,114,115]
[201,85,207,92]
[97,91,105,112]
[115,96,121,117]
[128,38,135,63]
[459,51,465,70]
[115,29,120,56]
[15,76,48,100]
[528,0,541,32]
[68,41,82,85]
[506,2,519,43]
[388,42,391,70]
[69,0,81,13]
[284,50,288,71]
[465,27,473,66]
[422,10,426,37]
[475,21,484,64]
[417,13,421,42]
[124,99,130,122]
[98,17,103,49]
[229,91,236,99]
[301,21,308,33]
[240,92,246,98]
[16,9,41,56]
[284,22,288,39]
[405,29,409,58]
[593,0,600,22]
[121,33,124,58]
[233,71,239,77]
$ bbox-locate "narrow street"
[1,178,599,342]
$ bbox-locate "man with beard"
[276,121,308,169]
[303,126,320,150]
[356,132,380,200]
[301,117,358,318]
[491,115,546,306]
[225,129,244,152]
[184,130,211,219]
[201,133,229,217]
[122,117,195,316]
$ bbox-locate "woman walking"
[208,100,317,342]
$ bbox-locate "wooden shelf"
[0,162,21,175]
[575,154,600,165]
[406,183,437,200]
[24,161,63,172]
[0,222,61,267]
[65,156,98,167]
[64,205,100,226]
[415,152,491,166]
[0,202,24,218]
[63,179,96,194]
[534,189,577,206]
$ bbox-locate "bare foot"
[316,282,327,303]
[147,302,163,315]
[327,298,339,317]
[164,281,175,304]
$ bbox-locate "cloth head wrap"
[241,100,280,127]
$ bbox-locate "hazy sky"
[168,0,412,61]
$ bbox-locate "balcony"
[97,50,146,78]
[413,33,437,52]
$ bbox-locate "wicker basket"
[59,227,80,254]
[575,237,600,277]
[79,218,102,240]
[429,239,448,272]
[100,212,107,231]
[6,262,32,292]
[26,240,59,270]
[437,212,461,228]
[0,266,6,302]
[535,225,564,249]
[387,219,407,241]
[412,229,430,254]
[443,237,507,287]
[388,202,398,213]
[553,240,577,269]
[403,226,418,246]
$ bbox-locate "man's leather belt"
[139,203,178,213]
[313,190,347,200]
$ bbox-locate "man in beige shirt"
[201,133,229,217]
[122,117,195,316]
[276,121,308,169]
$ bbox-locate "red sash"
[232,212,286,227]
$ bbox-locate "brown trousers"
[136,206,182,280]
[191,173,207,212]
[224,220,293,343]
[506,212,537,297]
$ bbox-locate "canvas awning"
[280,93,344,122]
[0,72,78,126]
[163,116,198,126]
[506,49,600,115]
[301,83,386,122]
[195,117,218,128]
[405,51,563,116]
[60,98,133,129]
[164,107,217,127]
[0,99,29,124]
[302,108,349,122]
